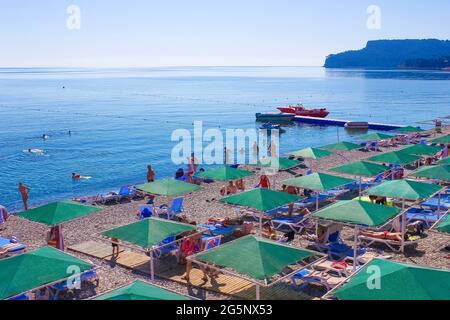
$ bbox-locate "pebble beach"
[2,126,450,300]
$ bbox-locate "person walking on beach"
[147,165,155,183]
[181,233,208,283]
[18,182,30,211]
[111,237,120,258]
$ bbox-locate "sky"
[1,0,450,67]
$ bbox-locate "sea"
[1,66,449,211]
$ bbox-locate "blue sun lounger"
[406,207,442,227]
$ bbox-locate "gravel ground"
[1,126,449,300]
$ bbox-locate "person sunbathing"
[261,223,277,240]
[360,230,403,242]
[220,181,238,196]
[235,179,245,191]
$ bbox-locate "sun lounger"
[151,236,179,259]
[199,223,237,237]
[291,268,347,292]
[99,192,121,205]
[202,235,222,251]
[406,207,442,227]
[158,197,184,220]
[358,234,420,253]
[270,215,314,233]
[420,195,450,211]
[118,185,136,202]
[0,237,26,256]
[139,205,154,220]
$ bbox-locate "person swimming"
[72,173,81,180]
[24,148,44,155]
[42,134,49,140]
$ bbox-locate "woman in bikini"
[181,233,208,283]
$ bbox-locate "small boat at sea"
[277,104,329,118]
[255,113,295,122]
[259,123,286,133]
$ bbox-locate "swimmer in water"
[42,134,49,140]
[72,173,81,180]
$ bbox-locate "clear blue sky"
[1,0,449,67]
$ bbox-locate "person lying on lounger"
[220,181,238,196]
[262,222,277,240]
[359,230,403,242]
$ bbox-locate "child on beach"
[18,182,30,211]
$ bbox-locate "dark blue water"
[1,67,449,211]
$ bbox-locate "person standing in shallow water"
[18,182,30,210]
[147,165,155,183]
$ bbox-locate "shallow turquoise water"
[0,67,449,211]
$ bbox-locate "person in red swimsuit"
[258,175,271,189]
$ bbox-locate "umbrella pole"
[316,192,319,211]
[401,199,405,253]
[149,252,155,281]
[256,284,261,301]
[259,214,263,237]
[438,192,442,219]
[353,226,359,272]
[359,176,362,200]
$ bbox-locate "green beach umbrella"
[288,147,333,160]
[358,133,394,141]
[220,188,300,212]
[320,141,361,152]
[334,258,450,300]
[136,179,201,196]
[16,201,101,226]
[367,179,442,201]
[367,151,422,165]
[102,217,196,280]
[430,135,450,144]
[195,236,316,281]
[393,126,425,134]
[409,165,450,182]
[255,157,301,171]
[331,161,389,177]
[102,217,196,249]
[398,144,441,156]
[195,166,254,181]
[0,247,93,300]
[439,157,450,165]
[436,215,450,234]
[311,200,401,227]
[283,173,354,191]
[94,280,191,300]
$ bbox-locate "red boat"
[277,104,329,118]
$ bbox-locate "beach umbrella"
[0,246,93,300]
[288,147,333,160]
[393,126,425,134]
[409,165,450,182]
[254,157,301,171]
[220,188,300,234]
[367,151,422,165]
[312,200,401,271]
[16,201,101,226]
[334,258,450,300]
[283,173,354,210]
[439,157,450,165]
[136,179,201,197]
[367,179,443,252]
[397,144,441,156]
[312,200,401,227]
[430,135,450,144]
[320,141,361,152]
[195,166,254,181]
[366,179,442,201]
[331,161,389,197]
[94,280,191,300]
[435,215,450,234]
[102,218,196,280]
[192,235,317,300]
[358,133,394,141]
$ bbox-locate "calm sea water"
[1,67,449,211]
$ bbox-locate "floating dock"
[293,116,403,131]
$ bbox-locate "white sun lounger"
[358,235,420,253]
